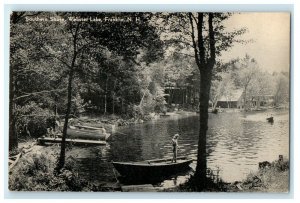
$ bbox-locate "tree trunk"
[194,68,212,189]
[56,22,79,171]
[213,98,218,110]
[112,94,115,114]
[56,66,74,171]
[243,87,247,111]
[112,80,116,114]
[104,76,108,115]
[9,106,18,151]
[9,68,18,151]
[139,83,150,107]
[188,12,216,190]
[169,88,173,105]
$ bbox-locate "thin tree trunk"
[244,87,247,111]
[169,89,173,105]
[213,97,219,110]
[112,80,116,114]
[56,66,74,171]
[112,94,115,114]
[56,23,79,172]
[121,99,124,114]
[139,83,150,107]
[9,67,18,151]
[104,76,108,115]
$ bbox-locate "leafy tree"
[9,12,67,150]
[152,13,246,188]
[50,12,163,170]
[233,55,259,110]
[185,13,247,188]
[273,72,289,106]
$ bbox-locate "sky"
[221,12,290,73]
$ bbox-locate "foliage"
[240,159,289,192]
[210,55,289,109]
[9,149,88,191]
[14,101,55,138]
[273,72,289,106]
[10,12,165,152]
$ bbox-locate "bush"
[9,149,88,191]
[126,104,144,119]
[15,101,55,138]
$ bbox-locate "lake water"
[69,109,289,188]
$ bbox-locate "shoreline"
[9,141,289,192]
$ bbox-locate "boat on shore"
[112,156,193,182]
[159,114,171,117]
[72,125,111,140]
[38,126,110,146]
[54,127,110,141]
[37,137,107,146]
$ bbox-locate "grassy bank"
[165,158,289,192]
[226,159,289,192]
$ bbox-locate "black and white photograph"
[8,11,290,192]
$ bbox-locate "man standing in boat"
[172,134,179,163]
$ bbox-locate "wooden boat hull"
[66,128,110,141]
[37,137,106,146]
[113,157,193,182]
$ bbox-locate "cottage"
[216,89,244,108]
[216,89,275,110]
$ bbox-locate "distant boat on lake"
[266,116,274,123]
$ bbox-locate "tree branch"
[188,13,200,68]
[197,13,206,65]
[208,13,216,65]
[40,47,72,69]
[171,51,194,58]
[14,88,67,101]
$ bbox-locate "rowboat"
[112,156,193,182]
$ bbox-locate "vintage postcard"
[8,12,290,192]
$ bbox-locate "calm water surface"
[69,109,289,187]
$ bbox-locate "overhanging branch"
[14,88,67,101]
[188,13,200,68]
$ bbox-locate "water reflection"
[70,109,289,186]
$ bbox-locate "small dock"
[37,137,107,146]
